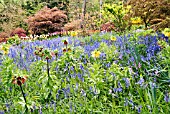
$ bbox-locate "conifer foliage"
[25,6,67,35]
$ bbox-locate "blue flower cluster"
[6,32,167,72]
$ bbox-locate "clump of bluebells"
[0,31,169,114]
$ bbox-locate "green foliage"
[7,35,21,45]
[102,2,131,32]
[47,0,69,11]
[22,1,45,16]
[159,42,170,65]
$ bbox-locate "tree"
[127,0,170,30]
[25,6,67,35]
[0,0,29,33]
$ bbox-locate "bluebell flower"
[113,82,123,93]
[157,32,169,42]
[124,98,128,106]
[118,53,123,60]
[70,66,74,71]
[136,78,144,86]
[110,72,116,77]
[123,78,130,88]
[33,105,36,111]
[80,64,84,70]
[69,102,73,112]
[62,87,70,98]
[113,87,122,93]
[72,72,77,78]
[9,87,12,92]
[106,62,111,68]
[140,55,146,62]
[81,89,86,96]
[53,102,56,112]
[56,93,59,99]
[83,58,87,64]
[77,73,84,82]
[75,83,79,91]
[66,76,70,82]
[0,111,4,114]
[39,106,42,114]
[150,82,156,88]
[118,81,121,87]
[100,52,106,59]
[50,101,53,108]
[164,92,170,103]
[137,105,142,113]
[89,86,93,91]
[129,99,135,109]
[5,103,10,112]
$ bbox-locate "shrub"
[0,32,9,38]
[63,19,82,31]
[7,35,21,45]
[10,28,26,38]
[25,6,67,35]
[0,32,9,43]
[100,22,115,32]
[102,2,131,32]
[127,0,170,30]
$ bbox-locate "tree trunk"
[99,0,102,31]
[81,0,87,29]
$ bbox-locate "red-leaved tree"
[25,6,67,35]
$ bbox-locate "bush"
[10,28,26,38]
[0,32,9,43]
[100,22,115,32]
[7,35,21,45]
[0,32,9,38]
[63,19,82,31]
[127,0,170,30]
[102,2,131,32]
[25,6,67,35]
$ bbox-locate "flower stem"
[47,59,50,86]
[20,85,28,111]
[66,44,68,52]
